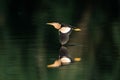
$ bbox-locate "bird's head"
[46,22,61,29]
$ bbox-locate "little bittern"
[47,22,81,45]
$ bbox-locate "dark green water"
[0,0,120,80]
[0,23,120,80]
[0,31,118,80]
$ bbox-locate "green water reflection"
[0,23,120,80]
[0,0,120,80]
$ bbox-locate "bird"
[46,22,81,45]
[47,46,81,68]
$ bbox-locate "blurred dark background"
[0,0,120,80]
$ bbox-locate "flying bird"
[47,22,81,45]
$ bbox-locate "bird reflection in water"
[47,22,81,68]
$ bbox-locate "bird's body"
[59,46,73,65]
[59,28,72,45]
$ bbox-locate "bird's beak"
[73,28,81,31]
